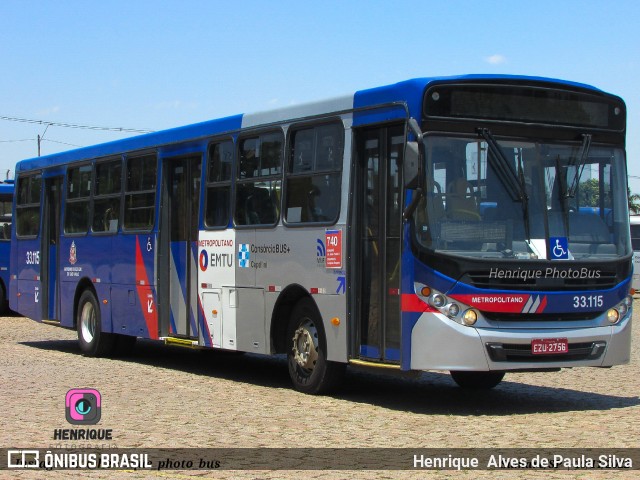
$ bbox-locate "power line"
[41,138,83,148]
[0,115,154,134]
[0,137,82,149]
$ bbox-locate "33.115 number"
[572,295,603,308]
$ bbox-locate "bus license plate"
[531,338,568,355]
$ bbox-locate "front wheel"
[450,371,505,389]
[287,298,345,394]
[77,290,115,357]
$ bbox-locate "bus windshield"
[413,134,630,260]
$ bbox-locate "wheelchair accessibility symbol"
[550,237,569,260]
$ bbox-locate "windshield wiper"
[567,133,592,198]
[477,128,530,238]
[555,154,571,236]
[477,128,526,203]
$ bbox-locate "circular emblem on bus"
[199,250,208,271]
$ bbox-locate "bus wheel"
[287,298,345,394]
[0,283,7,315]
[450,371,505,389]
[77,290,115,357]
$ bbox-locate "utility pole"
[38,124,50,156]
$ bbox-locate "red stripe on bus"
[536,295,548,313]
[135,237,159,339]
[401,294,437,313]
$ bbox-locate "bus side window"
[246,186,275,225]
[92,159,122,233]
[0,195,12,241]
[285,123,343,224]
[234,133,283,227]
[205,140,233,228]
[17,173,42,238]
[64,164,92,235]
[124,155,157,231]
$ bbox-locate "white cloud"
[485,54,507,65]
[36,106,60,116]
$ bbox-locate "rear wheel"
[287,298,345,394]
[450,370,505,389]
[77,290,115,357]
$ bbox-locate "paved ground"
[1,302,639,480]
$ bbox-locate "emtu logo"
[238,244,250,268]
[199,250,209,271]
[65,388,101,425]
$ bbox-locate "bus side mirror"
[403,118,424,190]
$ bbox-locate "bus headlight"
[446,303,460,318]
[415,283,479,327]
[617,303,628,317]
[430,294,446,308]
[462,309,478,326]
[606,296,632,324]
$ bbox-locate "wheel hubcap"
[292,319,319,371]
[80,302,96,343]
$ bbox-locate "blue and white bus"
[0,180,13,313]
[10,75,632,392]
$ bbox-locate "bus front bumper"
[409,312,631,372]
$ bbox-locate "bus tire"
[0,283,7,315]
[287,298,345,394]
[77,290,115,357]
[450,370,505,389]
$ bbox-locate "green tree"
[578,179,640,214]
[578,178,600,207]
[629,188,640,214]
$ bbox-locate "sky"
[1,0,640,190]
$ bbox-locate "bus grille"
[483,311,601,322]
[486,341,606,362]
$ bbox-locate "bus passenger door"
[353,125,404,364]
[159,156,202,339]
[41,176,62,320]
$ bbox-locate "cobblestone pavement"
[1,302,639,480]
